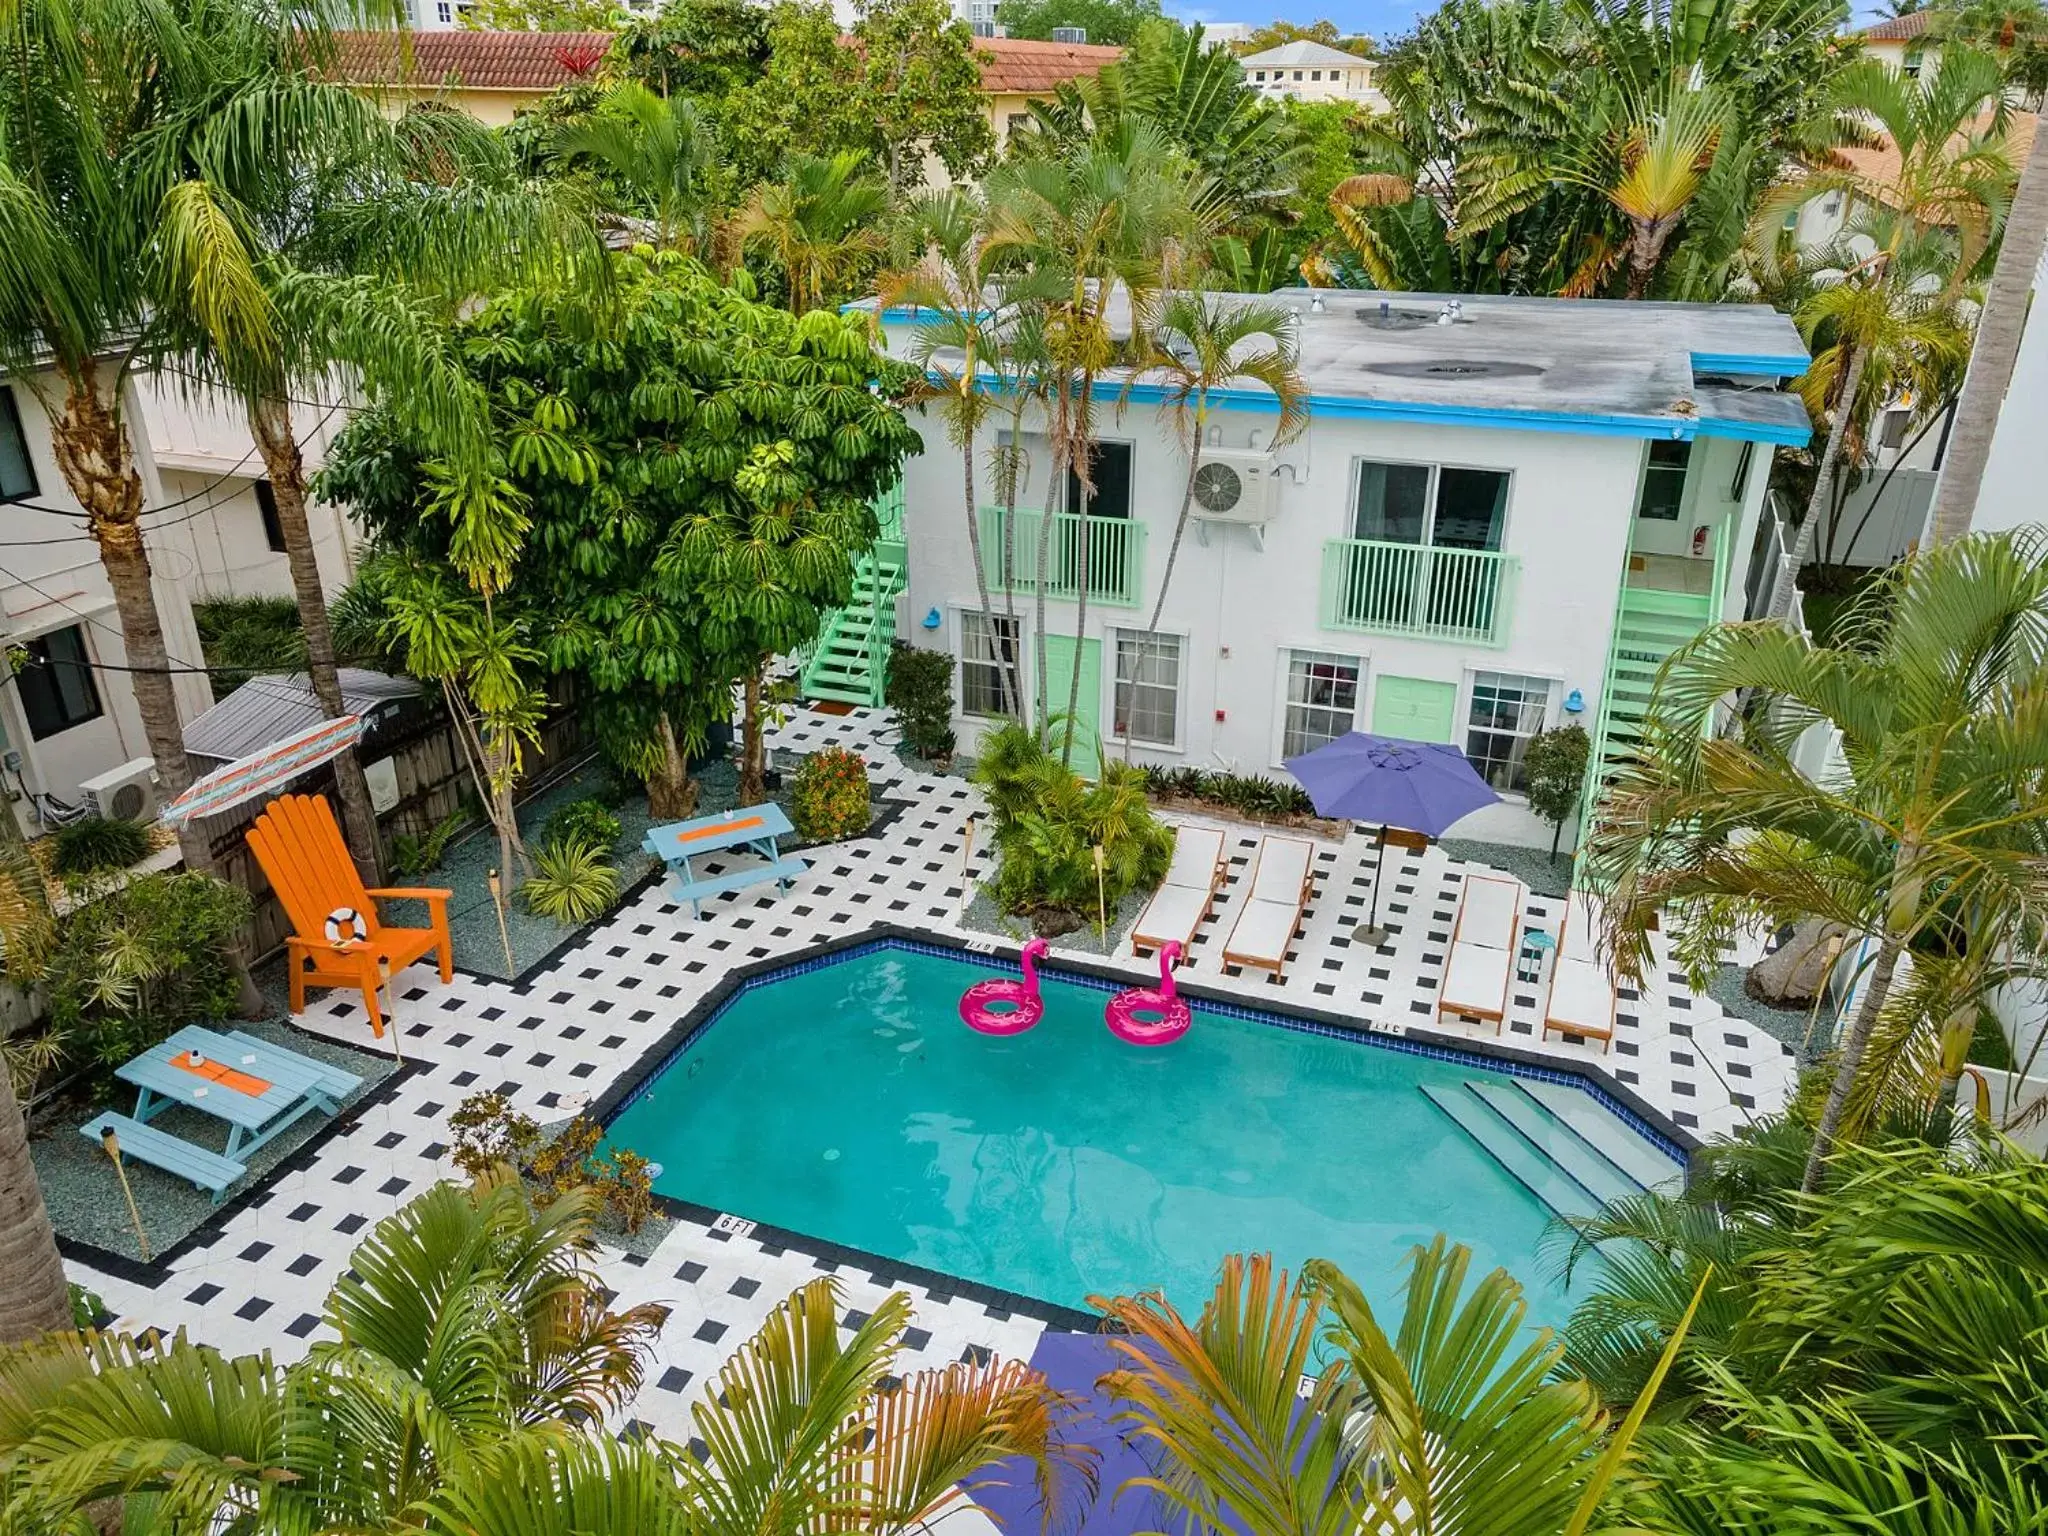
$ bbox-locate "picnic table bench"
[81,1025,363,1204]
[644,802,807,918]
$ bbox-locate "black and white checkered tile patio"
[60,704,1794,1451]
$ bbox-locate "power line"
[0,559,220,677]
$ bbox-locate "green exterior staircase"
[799,483,907,708]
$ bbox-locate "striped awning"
[158,714,367,828]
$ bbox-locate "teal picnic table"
[644,802,808,918]
[81,1025,363,1204]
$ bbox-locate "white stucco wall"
[893,378,1681,849]
[1967,252,2048,539]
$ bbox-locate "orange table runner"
[673,814,766,843]
[169,1051,272,1097]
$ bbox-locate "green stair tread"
[1513,1080,1686,1194]
[1466,1082,1644,1207]
[1420,1084,1601,1221]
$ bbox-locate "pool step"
[1512,1079,1686,1194]
[1419,1084,1603,1221]
[1465,1083,1644,1208]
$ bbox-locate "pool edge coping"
[588,921,1699,1326]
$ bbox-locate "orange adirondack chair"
[247,794,453,1037]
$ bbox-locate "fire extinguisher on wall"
[1691,525,1709,557]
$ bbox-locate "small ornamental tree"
[326,251,919,816]
[1523,723,1591,862]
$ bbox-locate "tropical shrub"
[447,1090,541,1182]
[886,643,958,762]
[1522,723,1589,861]
[974,721,1172,927]
[521,839,619,923]
[388,808,467,876]
[51,815,151,877]
[191,595,308,699]
[45,872,252,1075]
[542,798,623,857]
[1559,1124,2048,1530]
[1138,763,1316,818]
[790,746,871,842]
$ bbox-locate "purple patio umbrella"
[1283,732,1501,937]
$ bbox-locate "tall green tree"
[324,251,920,815]
[984,122,1206,759]
[559,83,730,256]
[738,151,892,316]
[1587,530,2048,1191]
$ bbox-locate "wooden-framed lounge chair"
[1437,873,1524,1032]
[1544,890,1618,1051]
[1222,835,1315,977]
[1131,825,1227,959]
[247,794,453,1038]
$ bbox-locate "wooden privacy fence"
[201,689,590,962]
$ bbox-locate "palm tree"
[1122,291,1305,756]
[559,83,729,257]
[737,152,890,316]
[1769,215,1977,622]
[1095,1243,1704,1536]
[883,186,1018,718]
[0,1064,69,1347]
[0,1178,1086,1535]
[164,22,584,883]
[983,123,1208,761]
[1587,530,2048,1192]
[0,0,289,882]
[1926,111,2048,543]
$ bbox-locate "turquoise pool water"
[609,945,1607,1321]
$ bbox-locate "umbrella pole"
[1363,828,1389,947]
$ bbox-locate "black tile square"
[693,1319,728,1344]
[186,1282,223,1305]
[234,1297,272,1321]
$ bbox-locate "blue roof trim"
[1696,415,1812,447]
[1692,351,1811,379]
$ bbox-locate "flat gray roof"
[865,287,1813,445]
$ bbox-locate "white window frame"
[1349,456,1515,552]
[1458,668,1559,800]
[1110,627,1186,752]
[956,607,1025,721]
[1274,647,1365,767]
[1634,438,1693,522]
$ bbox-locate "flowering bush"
[791,747,871,842]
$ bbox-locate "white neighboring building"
[1239,39,1381,106]
[861,289,1810,850]
[0,367,356,834]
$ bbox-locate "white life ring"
[325,906,368,945]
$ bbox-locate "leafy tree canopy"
[322,251,921,793]
[1235,18,1374,55]
[993,0,1160,45]
[461,0,623,31]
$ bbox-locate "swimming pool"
[605,940,1682,1323]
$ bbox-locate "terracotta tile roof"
[1858,11,1934,42]
[1828,111,2038,207]
[972,35,1123,94]
[332,28,1119,98]
[329,30,615,91]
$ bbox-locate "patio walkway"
[59,703,1795,1455]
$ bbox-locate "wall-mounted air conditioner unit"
[78,757,158,823]
[1188,450,1280,525]
[1051,25,1088,42]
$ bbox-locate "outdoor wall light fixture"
[1564,688,1586,714]
[922,606,942,630]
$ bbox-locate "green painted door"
[1371,675,1458,743]
[1041,634,1101,765]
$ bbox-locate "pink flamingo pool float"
[1105,941,1192,1046]
[959,938,1050,1034]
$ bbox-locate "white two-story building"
[856,290,1811,849]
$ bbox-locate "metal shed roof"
[184,670,422,767]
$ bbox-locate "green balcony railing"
[977,507,1146,608]
[1319,539,1517,645]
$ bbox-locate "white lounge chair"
[1545,890,1618,1051]
[1132,825,1227,959]
[1437,873,1524,1031]
[1222,835,1315,977]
